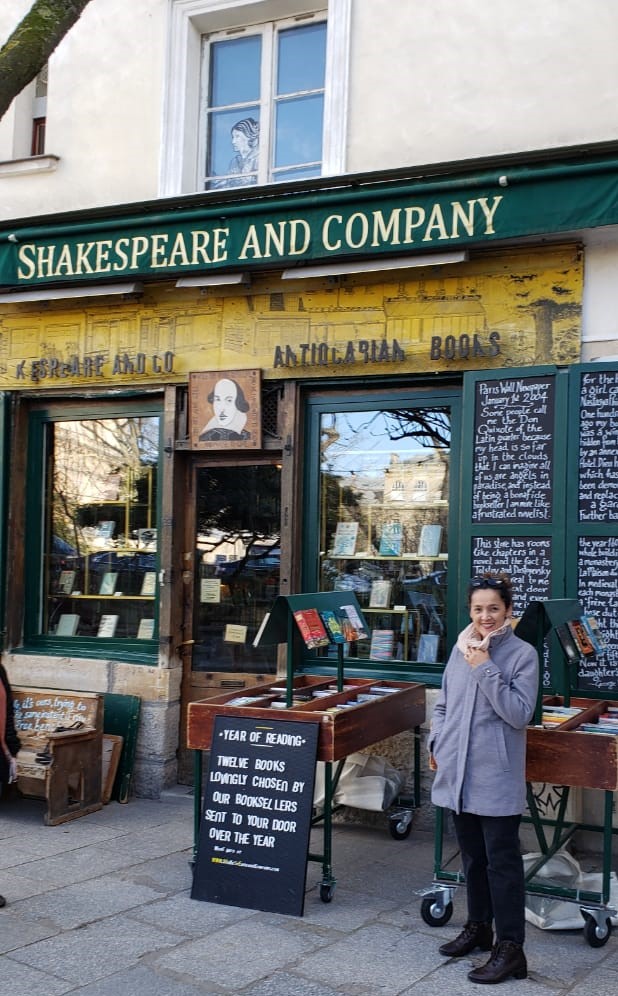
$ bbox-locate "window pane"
[318,408,451,666]
[192,465,281,674]
[210,36,261,106]
[273,164,322,183]
[45,416,160,640]
[274,94,323,168]
[277,23,326,95]
[206,109,260,188]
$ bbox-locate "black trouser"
[451,811,525,946]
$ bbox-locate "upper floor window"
[201,17,326,189]
[31,66,48,156]
[161,0,350,197]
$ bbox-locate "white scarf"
[456,620,512,655]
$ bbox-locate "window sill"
[0,154,60,177]
[15,639,158,666]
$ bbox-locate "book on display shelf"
[581,615,607,654]
[293,608,330,649]
[56,570,76,595]
[369,579,392,608]
[339,603,369,641]
[97,614,119,638]
[417,524,443,558]
[331,521,359,557]
[417,633,440,663]
[566,618,596,658]
[56,613,80,636]
[99,572,118,596]
[137,618,155,639]
[320,609,346,644]
[378,522,403,557]
[369,629,395,661]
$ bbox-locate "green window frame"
[23,400,163,664]
[301,383,462,684]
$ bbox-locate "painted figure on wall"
[199,377,252,441]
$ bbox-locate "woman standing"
[429,573,538,985]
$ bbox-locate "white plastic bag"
[523,850,618,929]
[313,753,403,812]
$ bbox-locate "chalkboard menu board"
[192,715,319,916]
[577,536,618,691]
[578,370,618,522]
[472,376,555,522]
[472,536,552,616]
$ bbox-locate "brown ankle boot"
[468,940,527,984]
[439,921,493,957]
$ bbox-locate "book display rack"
[188,591,426,904]
[421,599,618,947]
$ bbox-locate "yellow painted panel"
[0,245,582,389]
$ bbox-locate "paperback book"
[417,633,440,663]
[369,628,395,661]
[57,570,76,595]
[369,579,392,608]
[56,613,80,636]
[331,521,359,557]
[581,615,607,654]
[97,614,119,638]
[320,609,346,643]
[566,618,596,658]
[417,524,443,558]
[293,608,330,649]
[99,572,118,596]
[339,603,369,641]
[378,522,403,557]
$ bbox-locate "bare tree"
[0,0,93,121]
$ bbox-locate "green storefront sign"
[1,153,618,287]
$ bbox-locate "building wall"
[2,1,618,219]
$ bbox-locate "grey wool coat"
[430,628,539,816]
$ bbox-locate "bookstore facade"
[0,150,617,794]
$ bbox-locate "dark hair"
[467,572,513,610]
[207,378,250,413]
[231,117,259,149]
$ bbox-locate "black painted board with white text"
[191,715,319,916]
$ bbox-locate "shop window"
[25,409,161,654]
[306,399,456,672]
[160,0,350,196]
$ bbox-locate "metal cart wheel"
[389,810,413,840]
[582,911,612,947]
[420,893,454,927]
[320,881,336,903]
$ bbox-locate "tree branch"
[0,0,93,122]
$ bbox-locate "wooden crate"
[187,676,425,762]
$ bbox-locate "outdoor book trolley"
[187,591,426,902]
[421,599,618,947]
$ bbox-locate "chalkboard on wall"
[577,536,618,691]
[472,536,552,616]
[578,370,618,523]
[472,376,555,523]
[191,715,319,916]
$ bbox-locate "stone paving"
[1,788,617,995]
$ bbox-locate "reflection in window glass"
[318,408,451,665]
[274,95,324,170]
[192,465,281,675]
[277,23,327,94]
[44,416,160,640]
